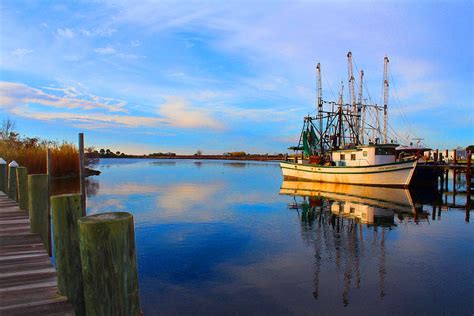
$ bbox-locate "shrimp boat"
[281,52,417,188]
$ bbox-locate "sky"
[0,0,473,154]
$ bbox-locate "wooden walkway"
[0,192,74,315]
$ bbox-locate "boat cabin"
[331,144,398,167]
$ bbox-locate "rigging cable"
[388,72,419,140]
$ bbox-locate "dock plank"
[0,192,75,315]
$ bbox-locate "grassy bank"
[0,140,79,177]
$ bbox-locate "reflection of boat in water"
[280,180,430,306]
[280,180,426,225]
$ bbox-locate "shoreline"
[91,155,285,162]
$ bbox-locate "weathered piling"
[467,150,472,222]
[453,149,457,165]
[51,194,85,315]
[0,158,7,193]
[46,148,53,257]
[8,161,19,200]
[79,133,86,216]
[16,166,29,211]
[28,174,50,252]
[467,150,472,194]
[78,212,140,316]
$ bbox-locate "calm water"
[82,159,473,315]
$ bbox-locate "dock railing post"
[51,194,85,315]
[28,174,50,254]
[16,166,29,211]
[0,158,7,193]
[467,150,472,222]
[79,133,86,217]
[8,161,19,200]
[79,212,140,316]
[467,150,472,197]
[47,149,52,257]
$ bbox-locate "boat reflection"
[280,180,428,226]
[279,180,432,306]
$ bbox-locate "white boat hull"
[280,160,417,188]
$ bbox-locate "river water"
[81,158,473,315]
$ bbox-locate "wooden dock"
[0,192,74,315]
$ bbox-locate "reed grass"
[0,140,79,177]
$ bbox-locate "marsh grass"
[0,140,79,177]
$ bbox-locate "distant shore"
[93,154,285,162]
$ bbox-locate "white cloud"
[159,96,224,130]
[11,48,34,58]
[56,28,74,38]
[0,82,127,112]
[80,26,116,37]
[94,46,116,55]
[9,107,165,129]
[0,82,228,130]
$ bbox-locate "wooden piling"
[453,149,457,165]
[445,149,449,163]
[0,158,7,193]
[28,174,50,253]
[51,194,85,315]
[8,163,18,201]
[467,150,472,222]
[16,166,29,211]
[467,150,472,195]
[78,212,140,316]
[79,133,86,217]
[47,148,52,257]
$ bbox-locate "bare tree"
[0,118,17,141]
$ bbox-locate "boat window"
[351,154,356,161]
[340,154,345,160]
[375,147,396,155]
[363,151,367,157]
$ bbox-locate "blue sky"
[0,0,473,154]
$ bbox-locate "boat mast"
[383,56,389,143]
[316,63,323,153]
[347,51,357,143]
[338,81,344,148]
[358,70,365,144]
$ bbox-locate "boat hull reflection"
[280,180,419,225]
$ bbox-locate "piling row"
[0,159,74,315]
[0,156,141,315]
